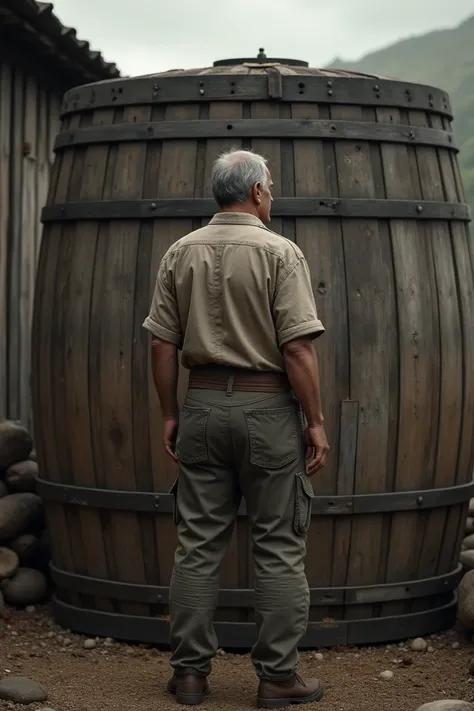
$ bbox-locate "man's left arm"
[142,261,183,461]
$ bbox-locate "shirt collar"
[209,212,266,229]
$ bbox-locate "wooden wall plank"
[20,75,39,429]
[0,63,12,417]
[0,56,63,427]
[7,66,25,420]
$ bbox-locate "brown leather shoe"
[257,673,324,708]
[167,670,210,705]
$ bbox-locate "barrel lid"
[213,48,309,68]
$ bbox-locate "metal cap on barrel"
[213,47,309,67]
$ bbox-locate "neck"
[220,202,259,218]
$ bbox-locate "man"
[142,149,329,708]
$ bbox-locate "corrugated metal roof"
[0,0,121,86]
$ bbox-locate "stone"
[466,518,474,536]
[314,652,323,661]
[416,703,474,711]
[411,637,428,652]
[0,421,32,471]
[1,568,47,606]
[9,534,40,562]
[463,534,474,551]
[0,493,43,543]
[0,547,19,580]
[379,670,394,680]
[461,551,474,570]
[26,605,36,614]
[453,642,461,650]
[5,461,38,494]
[458,570,474,629]
[84,638,96,649]
[0,676,48,704]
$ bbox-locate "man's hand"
[304,424,330,476]
[163,417,179,462]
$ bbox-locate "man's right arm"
[282,336,324,429]
[272,254,329,475]
[282,336,329,475]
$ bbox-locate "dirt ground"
[1,605,474,711]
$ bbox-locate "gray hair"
[211,149,268,207]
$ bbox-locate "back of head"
[211,149,268,208]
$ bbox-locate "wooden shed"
[0,0,120,430]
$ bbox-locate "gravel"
[412,638,429,652]
[0,605,473,711]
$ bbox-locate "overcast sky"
[51,0,473,76]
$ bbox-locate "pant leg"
[232,392,313,680]
[169,391,239,675]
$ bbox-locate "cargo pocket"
[244,406,299,469]
[175,405,211,464]
[169,478,181,525]
[294,473,314,536]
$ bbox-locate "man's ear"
[252,181,262,204]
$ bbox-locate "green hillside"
[327,13,474,217]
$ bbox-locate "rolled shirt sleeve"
[272,256,325,348]
[142,261,183,348]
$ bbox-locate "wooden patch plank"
[202,102,244,199]
[250,101,282,234]
[91,105,152,616]
[62,108,116,612]
[292,100,349,620]
[331,104,396,621]
[147,219,192,609]
[146,103,200,613]
[331,400,358,620]
[451,221,474,485]
[7,67,25,420]
[198,101,246,622]
[374,108,432,617]
[411,109,462,608]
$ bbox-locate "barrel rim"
[52,594,457,648]
[50,562,463,606]
[60,74,453,119]
[40,199,472,223]
[53,119,458,152]
[36,477,474,514]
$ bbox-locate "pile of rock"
[461,500,474,572]
[0,419,50,611]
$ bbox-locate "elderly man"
[143,149,329,708]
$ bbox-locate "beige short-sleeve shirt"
[142,213,325,372]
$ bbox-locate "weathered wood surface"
[32,81,474,638]
[0,60,61,430]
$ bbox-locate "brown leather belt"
[188,366,290,393]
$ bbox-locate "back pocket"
[175,405,211,464]
[244,406,299,469]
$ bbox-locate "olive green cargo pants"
[169,386,314,681]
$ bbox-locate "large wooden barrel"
[32,53,474,648]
